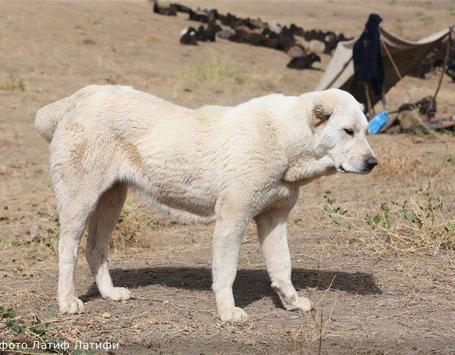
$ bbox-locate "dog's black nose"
[364,155,378,171]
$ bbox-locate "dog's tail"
[35,94,75,143]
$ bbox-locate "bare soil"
[0,1,455,354]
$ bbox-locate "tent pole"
[364,83,375,117]
[432,29,452,103]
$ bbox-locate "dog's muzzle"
[338,155,378,174]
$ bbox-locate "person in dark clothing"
[353,14,386,115]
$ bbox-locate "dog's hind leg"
[52,124,123,313]
[57,193,98,314]
[255,194,313,313]
[212,191,250,322]
[85,182,131,301]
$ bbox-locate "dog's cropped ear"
[311,101,333,128]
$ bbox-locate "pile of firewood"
[382,96,455,134]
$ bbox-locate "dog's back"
[35,85,191,143]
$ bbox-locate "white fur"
[35,85,376,321]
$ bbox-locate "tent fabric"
[315,27,450,106]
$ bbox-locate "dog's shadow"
[81,267,382,307]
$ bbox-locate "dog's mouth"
[338,165,370,174]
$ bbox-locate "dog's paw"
[219,307,249,322]
[290,296,313,312]
[102,287,132,301]
[59,296,85,314]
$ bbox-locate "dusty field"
[1,1,455,354]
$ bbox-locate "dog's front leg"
[255,205,313,313]
[212,195,249,322]
[283,155,335,183]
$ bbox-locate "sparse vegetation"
[1,306,65,353]
[277,72,291,84]
[182,54,249,85]
[110,208,139,250]
[109,207,158,251]
[81,11,102,25]
[421,15,435,25]
[394,18,404,36]
[2,1,455,353]
[0,73,26,92]
[288,309,331,354]
[371,140,442,178]
[323,184,455,255]
[415,11,425,17]
[5,220,58,264]
[28,249,47,262]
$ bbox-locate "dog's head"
[309,89,378,174]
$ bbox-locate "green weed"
[0,73,26,92]
[182,54,249,85]
[1,306,64,353]
[323,184,455,254]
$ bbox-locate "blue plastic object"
[368,111,389,135]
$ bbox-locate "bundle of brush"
[385,96,435,134]
[397,96,435,121]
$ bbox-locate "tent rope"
[381,41,403,79]
[432,26,452,103]
[381,40,412,100]
[325,57,353,90]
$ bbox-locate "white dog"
[35,85,377,321]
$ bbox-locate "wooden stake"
[364,83,375,117]
[432,29,452,104]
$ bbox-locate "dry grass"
[81,10,103,26]
[109,206,159,251]
[181,54,249,85]
[1,1,455,352]
[0,73,26,92]
[0,307,66,352]
[323,183,455,255]
[371,139,443,178]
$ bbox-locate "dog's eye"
[344,128,354,136]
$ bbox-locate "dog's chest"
[253,182,299,215]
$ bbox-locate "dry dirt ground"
[1,1,455,354]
